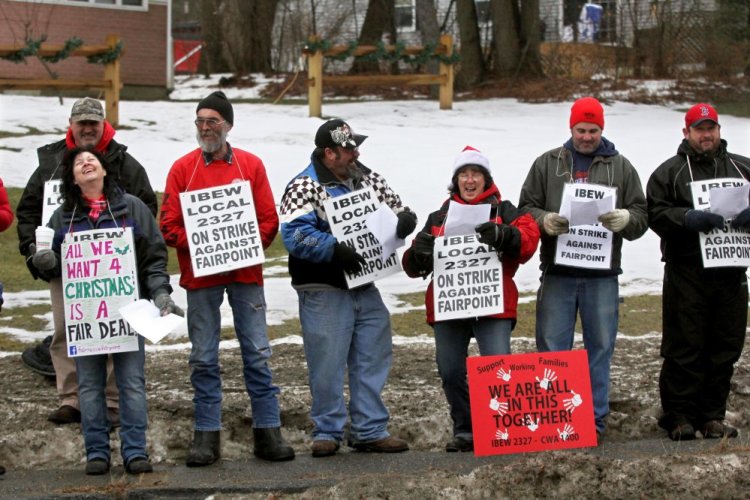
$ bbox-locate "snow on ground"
[2,79,750,345]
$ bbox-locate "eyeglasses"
[194,118,226,127]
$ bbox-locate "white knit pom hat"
[453,145,491,175]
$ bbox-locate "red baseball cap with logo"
[685,103,719,129]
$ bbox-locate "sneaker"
[445,436,473,452]
[669,422,696,441]
[351,436,409,453]
[47,405,81,425]
[21,336,55,378]
[125,457,153,474]
[311,440,340,458]
[702,420,739,439]
[85,458,110,476]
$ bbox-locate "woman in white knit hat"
[402,146,540,452]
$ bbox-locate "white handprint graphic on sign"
[489,397,509,415]
[535,368,557,390]
[496,368,512,381]
[563,390,583,413]
[495,428,509,440]
[525,415,540,432]
[557,424,575,441]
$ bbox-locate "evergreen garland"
[40,37,83,63]
[305,38,459,65]
[1,37,121,65]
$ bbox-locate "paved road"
[1,437,747,499]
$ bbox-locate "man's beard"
[196,128,228,154]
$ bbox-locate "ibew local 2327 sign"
[467,350,597,456]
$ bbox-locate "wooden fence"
[305,34,454,118]
[0,35,122,126]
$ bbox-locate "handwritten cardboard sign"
[467,350,597,456]
[180,181,264,277]
[689,178,750,268]
[62,228,139,357]
[323,187,401,288]
[433,233,504,321]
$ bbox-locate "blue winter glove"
[396,211,418,239]
[731,207,750,229]
[684,210,725,232]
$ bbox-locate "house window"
[396,0,416,32]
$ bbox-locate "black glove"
[475,222,521,254]
[684,209,724,232]
[396,211,418,239]
[333,242,367,274]
[731,207,750,229]
[414,231,435,257]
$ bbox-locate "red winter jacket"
[402,184,539,324]
[159,146,279,290]
[0,177,14,232]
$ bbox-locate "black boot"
[186,430,220,467]
[253,427,295,461]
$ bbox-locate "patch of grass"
[268,318,301,340]
[0,303,51,332]
[389,292,666,339]
[390,292,431,337]
[0,126,64,139]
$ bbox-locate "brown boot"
[352,436,409,453]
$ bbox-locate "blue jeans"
[434,318,512,440]
[187,283,281,431]
[76,336,146,464]
[535,274,618,432]
[298,285,392,443]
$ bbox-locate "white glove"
[543,213,569,236]
[598,209,630,233]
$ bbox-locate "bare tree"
[198,0,230,75]
[351,0,396,74]
[518,0,542,76]
[490,0,520,77]
[236,0,279,73]
[416,0,441,97]
[455,0,485,87]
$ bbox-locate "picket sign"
[62,228,139,357]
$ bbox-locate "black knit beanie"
[196,91,234,125]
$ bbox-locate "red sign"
[467,350,597,456]
[174,40,202,73]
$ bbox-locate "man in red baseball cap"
[647,103,750,441]
[519,97,649,442]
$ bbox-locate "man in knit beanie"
[519,97,648,442]
[161,92,295,465]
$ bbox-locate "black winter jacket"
[16,138,157,280]
[647,139,750,266]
